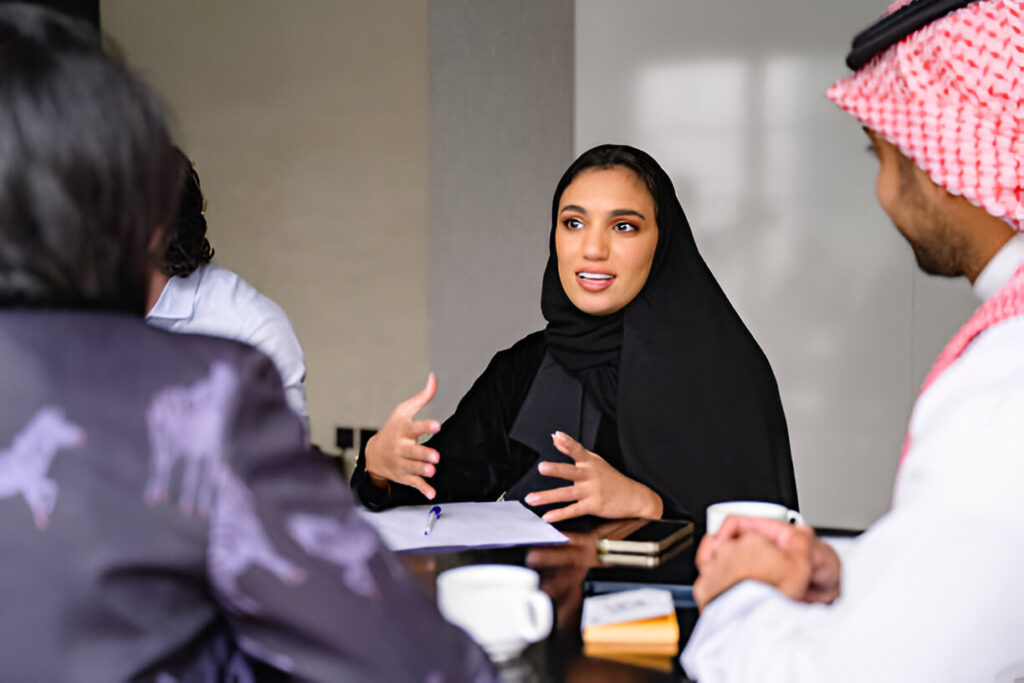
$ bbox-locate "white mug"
[436,564,553,663]
[705,501,804,535]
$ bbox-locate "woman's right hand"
[364,373,442,499]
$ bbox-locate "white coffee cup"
[705,501,804,535]
[436,564,553,663]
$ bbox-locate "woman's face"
[555,165,659,316]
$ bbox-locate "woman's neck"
[145,268,170,315]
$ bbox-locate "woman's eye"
[564,217,583,229]
[613,221,636,232]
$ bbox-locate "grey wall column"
[428,0,575,419]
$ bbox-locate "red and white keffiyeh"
[900,263,1024,463]
[827,0,1024,229]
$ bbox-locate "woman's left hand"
[524,431,663,523]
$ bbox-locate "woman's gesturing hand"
[524,431,663,523]
[363,373,442,500]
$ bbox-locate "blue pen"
[423,505,442,535]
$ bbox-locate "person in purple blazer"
[0,5,493,681]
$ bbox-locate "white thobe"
[682,234,1024,682]
[147,263,308,423]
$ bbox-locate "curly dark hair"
[161,149,214,277]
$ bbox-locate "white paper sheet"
[357,501,568,552]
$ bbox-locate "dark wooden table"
[402,521,701,682]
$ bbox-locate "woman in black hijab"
[353,145,797,521]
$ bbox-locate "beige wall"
[102,0,430,454]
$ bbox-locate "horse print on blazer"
[287,511,406,601]
[144,362,305,613]
[0,407,85,530]
[144,361,237,515]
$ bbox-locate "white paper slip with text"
[582,588,676,629]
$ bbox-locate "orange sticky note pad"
[582,612,680,655]
[581,589,680,656]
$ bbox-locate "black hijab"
[534,144,797,519]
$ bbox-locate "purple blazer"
[0,310,493,682]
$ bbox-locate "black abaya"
[354,145,797,519]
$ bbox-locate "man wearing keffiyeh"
[682,1,1024,680]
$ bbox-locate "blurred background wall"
[100,0,980,529]
[574,0,978,527]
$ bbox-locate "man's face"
[866,128,966,277]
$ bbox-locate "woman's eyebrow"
[610,209,645,220]
[560,205,646,220]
